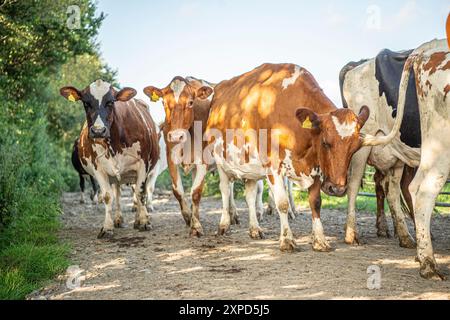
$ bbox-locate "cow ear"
[196,86,213,100]
[143,86,163,103]
[60,86,81,102]
[115,87,136,102]
[357,105,370,127]
[295,108,321,131]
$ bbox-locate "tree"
[0,0,105,100]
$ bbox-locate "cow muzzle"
[168,130,187,144]
[89,126,109,139]
[322,181,347,197]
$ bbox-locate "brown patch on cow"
[444,84,450,101]
[191,182,204,205]
[104,192,111,204]
[425,80,432,90]
[78,124,100,170]
[441,60,450,71]
[109,99,159,172]
[423,52,447,75]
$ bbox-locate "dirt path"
[30,188,450,300]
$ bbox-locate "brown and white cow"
[143,76,259,236]
[380,39,449,279]
[60,80,160,238]
[204,63,385,252]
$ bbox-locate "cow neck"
[290,89,337,176]
[191,99,212,134]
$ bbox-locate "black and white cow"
[340,48,422,248]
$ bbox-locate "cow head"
[143,77,213,144]
[60,80,136,139]
[295,106,370,197]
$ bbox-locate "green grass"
[293,190,378,213]
[0,192,70,300]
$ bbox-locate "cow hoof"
[79,199,85,204]
[131,206,137,213]
[420,259,446,280]
[230,213,240,225]
[344,229,359,246]
[147,205,155,213]
[249,227,265,240]
[313,239,332,252]
[377,229,391,238]
[114,217,124,228]
[280,238,296,252]
[399,236,416,249]
[190,227,203,238]
[264,208,274,216]
[138,223,152,232]
[217,224,230,236]
[97,228,114,239]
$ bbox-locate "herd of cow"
[62,38,449,280]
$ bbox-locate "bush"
[0,97,70,299]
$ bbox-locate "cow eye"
[187,100,194,108]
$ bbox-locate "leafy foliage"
[0,0,113,299]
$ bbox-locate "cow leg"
[345,147,370,245]
[286,177,296,219]
[265,188,276,216]
[228,182,239,225]
[386,164,415,248]
[79,174,85,204]
[412,154,448,280]
[309,177,331,252]
[401,165,416,224]
[374,169,390,238]
[131,185,138,212]
[267,172,295,252]
[190,164,207,237]
[95,174,114,239]
[217,166,232,235]
[146,163,160,212]
[112,184,124,228]
[245,179,264,239]
[89,175,99,204]
[256,180,264,222]
[169,162,191,226]
[133,165,152,231]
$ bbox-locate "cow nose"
[168,130,187,144]
[90,126,106,137]
[327,185,347,197]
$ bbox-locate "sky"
[96,0,449,123]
